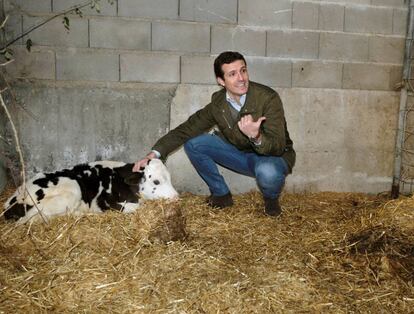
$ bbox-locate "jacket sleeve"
[251,92,287,156]
[152,103,216,158]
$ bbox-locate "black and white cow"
[3,159,179,224]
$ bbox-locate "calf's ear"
[124,172,143,185]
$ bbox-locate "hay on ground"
[0,188,413,313]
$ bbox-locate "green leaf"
[26,39,32,52]
[62,16,70,31]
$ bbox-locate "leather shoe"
[206,192,233,209]
[264,197,282,217]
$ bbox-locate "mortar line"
[87,18,90,48]
[150,22,153,51]
[179,55,182,83]
[236,0,239,24]
[54,49,57,80]
[209,24,212,54]
[118,54,121,82]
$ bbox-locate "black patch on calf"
[36,189,45,201]
[33,175,59,188]
[102,163,142,210]
[4,203,34,220]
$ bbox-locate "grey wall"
[1,0,408,194]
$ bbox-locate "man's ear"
[217,77,225,87]
[124,172,144,185]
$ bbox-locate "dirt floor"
[0,188,414,313]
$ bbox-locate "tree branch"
[0,0,94,51]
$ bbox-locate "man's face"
[217,59,249,101]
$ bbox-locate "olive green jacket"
[152,81,295,172]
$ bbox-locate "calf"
[3,159,178,224]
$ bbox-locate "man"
[133,51,295,216]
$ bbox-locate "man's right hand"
[132,152,157,172]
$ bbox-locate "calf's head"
[125,159,178,200]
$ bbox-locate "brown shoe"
[264,197,282,217]
[206,192,233,209]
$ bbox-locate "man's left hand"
[238,114,266,138]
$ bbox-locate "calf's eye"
[153,179,160,185]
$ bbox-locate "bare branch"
[0,0,95,51]
[0,15,9,29]
[0,59,14,67]
[0,91,26,195]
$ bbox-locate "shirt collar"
[226,92,246,112]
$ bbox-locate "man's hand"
[237,114,266,139]
[132,152,157,172]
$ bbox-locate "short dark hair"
[214,51,246,80]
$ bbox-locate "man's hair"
[214,51,246,80]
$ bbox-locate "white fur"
[139,159,179,200]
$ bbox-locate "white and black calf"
[3,159,178,224]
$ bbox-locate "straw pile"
[0,188,413,313]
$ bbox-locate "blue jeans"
[183,134,289,199]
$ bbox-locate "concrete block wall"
[4,0,406,90]
[1,0,409,194]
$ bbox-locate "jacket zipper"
[222,109,232,129]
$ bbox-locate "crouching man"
[134,51,295,216]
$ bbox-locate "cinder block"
[371,0,406,7]
[120,53,180,83]
[239,0,292,28]
[181,55,216,84]
[369,36,404,64]
[90,18,150,50]
[152,21,210,53]
[53,0,117,16]
[343,63,401,90]
[211,25,266,56]
[119,0,179,19]
[319,3,344,31]
[345,6,393,35]
[393,8,408,35]
[246,57,291,87]
[319,32,369,62]
[56,51,119,81]
[5,0,51,13]
[292,61,342,89]
[180,0,237,24]
[5,46,55,79]
[23,16,88,48]
[267,30,319,59]
[293,1,319,30]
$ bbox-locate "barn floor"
[0,188,414,313]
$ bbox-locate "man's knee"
[255,160,286,186]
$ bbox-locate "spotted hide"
[3,159,178,224]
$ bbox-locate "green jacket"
[153,81,295,172]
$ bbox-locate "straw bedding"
[0,188,413,313]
